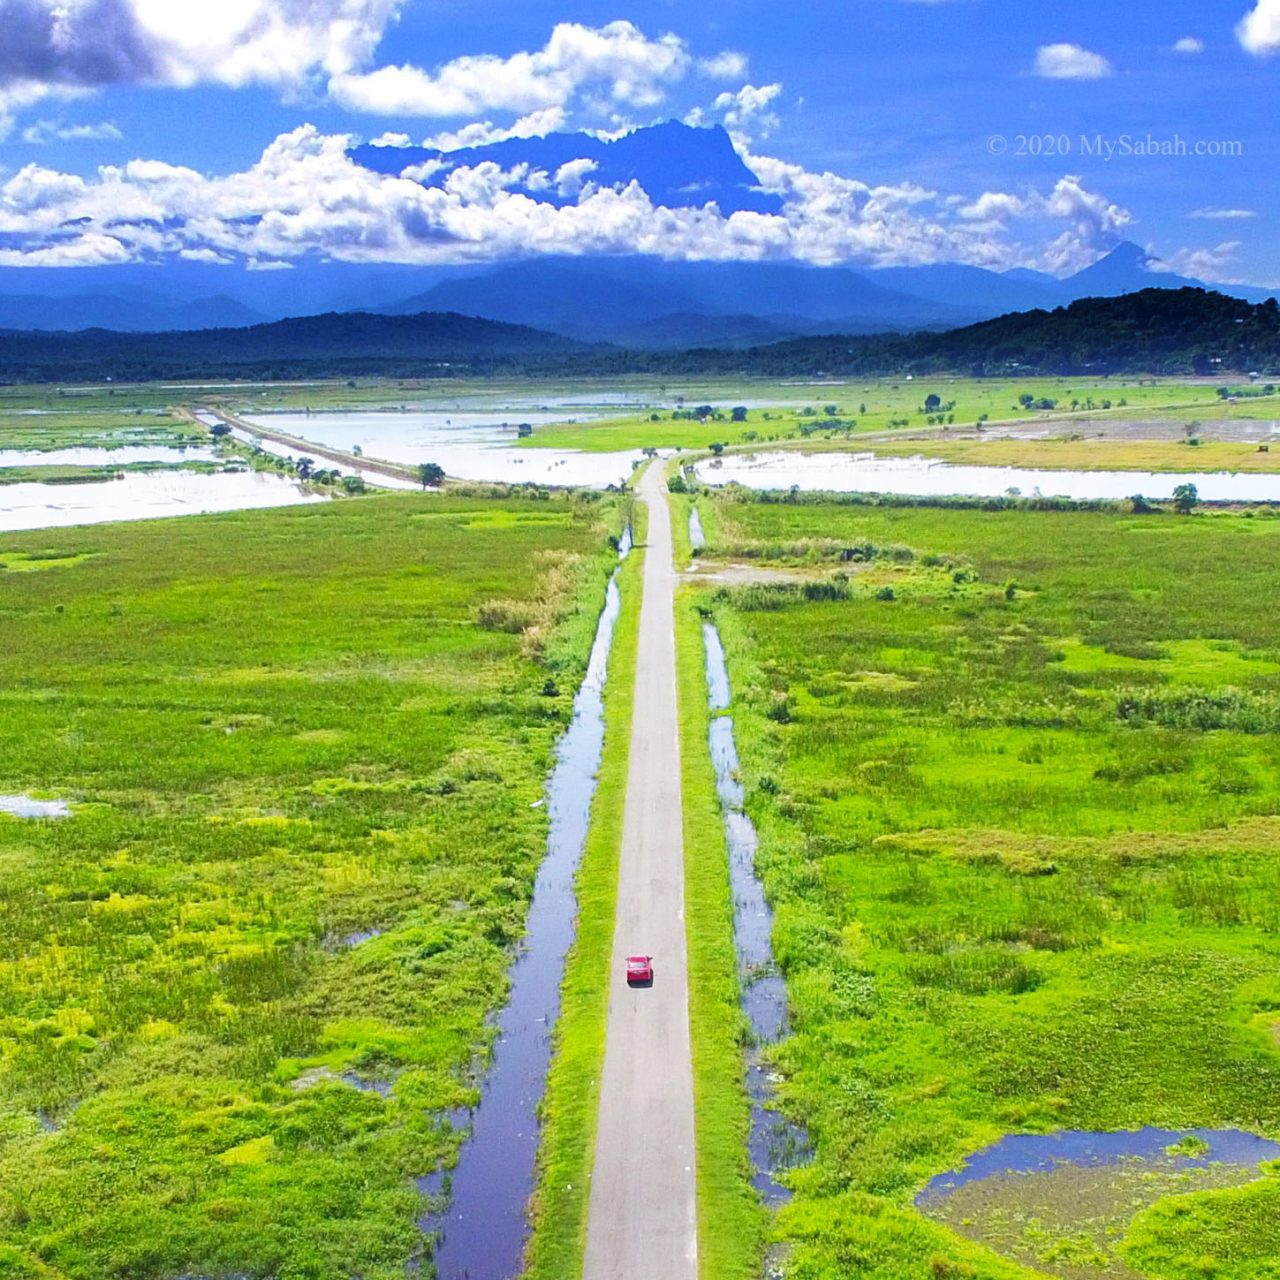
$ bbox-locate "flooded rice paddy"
[0,445,221,468]
[0,469,324,533]
[703,621,809,1202]
[425,538,628,1280]
[239,411,645,488]
[696,451,1280,502]
[919,1128,1280,1280]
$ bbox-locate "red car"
[625,955,653,985]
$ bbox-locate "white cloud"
[330,21,699,117]
[1153,241,1243,281]
[1190,206,1257,220]
[1032,43,1115,80]
[21,118,122,144]
[420,108,567,153]
[1172,36,1205,54]
[0,123,1137,278]
[1238,0,1280,53]
[0,0,405,118]
[712,82,783,142]
[698,50,748,79]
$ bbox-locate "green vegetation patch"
[0,489,619,1280]
[930,1158,1279,1280]
[696,496,1280,1279]
[0,551,97,574]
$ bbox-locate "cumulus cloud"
[0,0,403,110]
[711,82,783,142]
[21,118,122,143]
[1172,36,1205,54]
[419,108,567,153]
[698,50,749,79]
[1237,0,1280,53]
[1153,241,1243,281]
[330,21,702,117]
[0,123,1136,277]
[1189,206,1257,220]
[1032,43,1115,79]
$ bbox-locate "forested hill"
[0,310,596,382]
[1,287,1278,381]
[719,288,1280,378]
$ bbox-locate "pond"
[919,1127,1280,1280]
[0,470,325,533]
[695,452,1280,502]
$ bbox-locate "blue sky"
[0,0,1276,282]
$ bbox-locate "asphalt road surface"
[582,465,699,1280]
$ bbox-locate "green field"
[695,494,1280,1279]
[0,491,620,1279]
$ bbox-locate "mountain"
[4,287,1277,383]
[379,256,979,343]
[688,287,1280,378]
[351,121,783,216]
[0,291,264,332]
[0,311,595,381]
[865,263,1055,315]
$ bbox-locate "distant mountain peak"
[349,120,783,217]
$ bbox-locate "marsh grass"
[699,497,1280,1279]
[0,489,619,1279]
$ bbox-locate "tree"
[731,406,748,423]
[923,393,942,413]
[296,456,315,481]
[418,462,445,489]
[709,442,726,456]
[342,475,367,494]
[209,422,231,439]
[1172,482,1199,515]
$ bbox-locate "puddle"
[696,451,1280,502]
[238,411,645,489]
[0,445,221,468]
[919,1127,1280,1280]
[703,622,810,1203]
[0,793,70,819]
[0,470,326,533]
[423,543,626,1279]
[689,506,706,550]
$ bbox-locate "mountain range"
[0,122,1275,344]
[3,287,1277,384]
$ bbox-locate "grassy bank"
[524,505,645,1280]
[0,490,619,1279]
[675,588,768,1280]
[702,495,1280,1279]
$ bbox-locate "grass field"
[0,490,620,1280]
[696,494,1280,1279]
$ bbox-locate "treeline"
[2,287,1279,382]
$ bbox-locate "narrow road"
[582,465,698,1280]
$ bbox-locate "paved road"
[582,465,698,1280]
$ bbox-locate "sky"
[0,0,1277,283]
